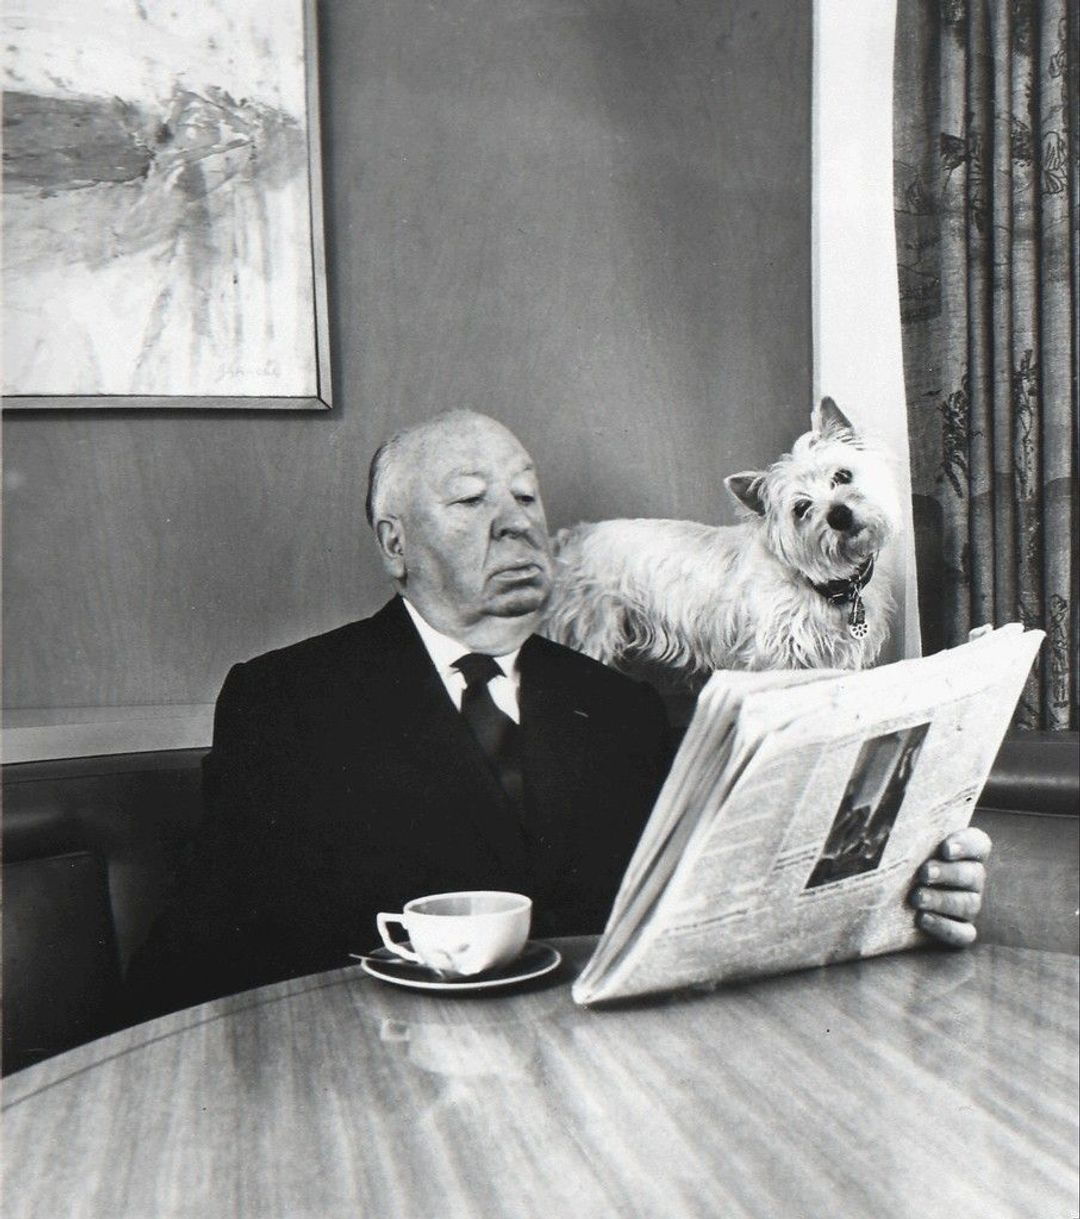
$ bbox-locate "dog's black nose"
[827,503,854,532]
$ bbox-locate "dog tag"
[848,590,868,639]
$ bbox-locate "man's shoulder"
[523,634,666,710]
[225,600,403,690]
[524,633,623,680]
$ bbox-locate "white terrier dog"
[542,399,900,675]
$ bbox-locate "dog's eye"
[793,499,812,520]
[833,468,852,486]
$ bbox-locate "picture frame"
[2,0,331,411]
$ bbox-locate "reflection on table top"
[3,940,1077,1219]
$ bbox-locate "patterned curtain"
[893,0,1078,730]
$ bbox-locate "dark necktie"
[452,653,525,809]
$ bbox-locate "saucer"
[355,940,562,992]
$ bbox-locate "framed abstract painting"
[2,0,331,410]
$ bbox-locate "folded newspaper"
[572,624,1044,1005]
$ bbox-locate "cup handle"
[376,913,423,963]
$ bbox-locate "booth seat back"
[3,852,120,1073]
[2,749,206,1073]
[970,731,1079,956]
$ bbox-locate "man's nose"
[492,496,534,537]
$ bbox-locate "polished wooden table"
[3,940,1077,1218]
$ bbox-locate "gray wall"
[2,0,812,713]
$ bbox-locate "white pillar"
[813,0,921,660]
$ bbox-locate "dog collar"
[810,556,875,639]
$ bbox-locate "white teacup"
[376,891,532,977]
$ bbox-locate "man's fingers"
[939,826,993,862]
[918,859,986,892]
[916,910,978,948]
[911,885,983,920]
[911,840,986,949]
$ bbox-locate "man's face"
[389,416,554,646]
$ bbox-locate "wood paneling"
[2,0,811,716]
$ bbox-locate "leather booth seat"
[970,731,1079,956]
[3,852,120,1074]
[2,750,205,1072]
[976,731,1078,816]
[2,731,1076,1071]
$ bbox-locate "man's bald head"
[366,411,519,527]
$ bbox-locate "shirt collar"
[401,597,522,680]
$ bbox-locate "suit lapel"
[339,598,530,884]
[518,636,591,878]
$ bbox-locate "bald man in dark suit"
[128,411,988,1017]
[127,412,670,1014]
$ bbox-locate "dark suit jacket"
[127,598,671,1015]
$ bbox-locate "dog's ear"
[818,397,855,437]
[725,472,767,516]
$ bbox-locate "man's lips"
[490,561,545,582]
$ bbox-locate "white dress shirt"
[402,598,523,723]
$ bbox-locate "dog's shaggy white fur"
[542,400,900,674]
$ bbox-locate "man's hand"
[909,826,992,948]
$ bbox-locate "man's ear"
[725,472,767,516]
[818,396,855,437]
[374,517,407,581]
